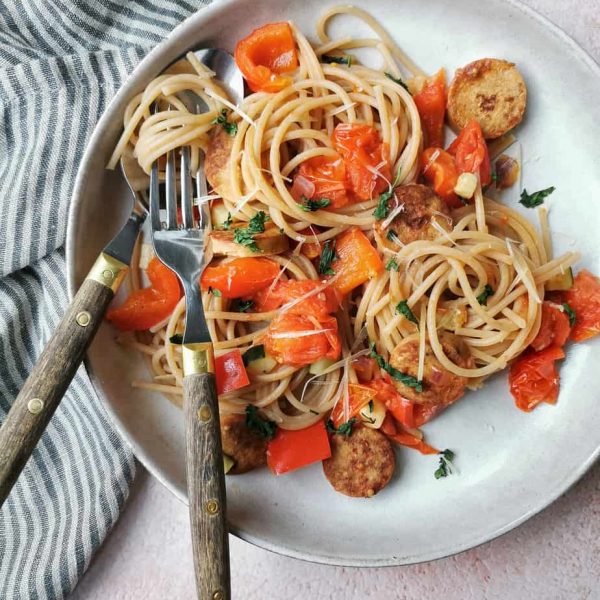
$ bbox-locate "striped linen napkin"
[0,2,208,598]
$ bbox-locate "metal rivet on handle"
[205,499,219,515]
[27,398,44,414]
[102,269,115,284]
[198,405,212,422]
[75,311,91,327]
[212,591,224,600]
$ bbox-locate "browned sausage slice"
[220,414,267,474]
[374,184,453,248]
[447,58,527,139]
[205,127,236,202]
[389,334,472,405]
[323,427,396,498]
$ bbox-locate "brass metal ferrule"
[182,342,215,376]
[86,252,128,293]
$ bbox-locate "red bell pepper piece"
[267,420,331,475]
[215,349,250,395]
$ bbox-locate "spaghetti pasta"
[105,6,589,495]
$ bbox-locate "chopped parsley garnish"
[326,417,357,437]
[245,405,277,440]
[322,54,352,67]
[396,300,418,326]
[318,240,338,276]
[385,72,408,91]
[297,195,331,212]
[369,342,423,392]
[476,284,494,306]
[519,186,555,208]
[210,288,222,297]
[373,168,402,220]
[234,299,254,313]
[563,303,576,327]
[222,212,232,230]
[233,210,267,252]
[434,449,455,479]
[490,171,499,183]
[242,344,265,366]
[169,334,183,344]
[211,108,238,136]
[386,258,399,271]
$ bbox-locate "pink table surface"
[70,2,600,598]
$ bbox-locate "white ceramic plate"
[66,0,600,566]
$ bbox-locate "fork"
[150,147,229,600]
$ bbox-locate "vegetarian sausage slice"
[205,127,236,202]
[323,426,395,497]
[447,58,527,139]
[389,334,472,405]
[374,184,452,248]
[220,414,267,474]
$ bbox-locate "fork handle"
[0,272,120,506]
[184,369,230,600]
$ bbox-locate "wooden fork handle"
[0,277,117,506]
[184,371,230,600]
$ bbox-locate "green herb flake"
[519,186,555,208]
[476,284,494,306]
[242,344,266,366]
[326,417,358,437]
[385,72,409,91]
[369,342,423,392]
[322,54,352,67]
[169,334,183,344]
[396,300,419,326]
[222,212,233,230]
[211,108,238,136]
[235,299,254,313]
[297,195,331,212]
[563,303,576,327]
[245,405,277,440]
[233,210,268,253]
[386,258,399,271]
[373,168,402,220]
[434,449,455,479]
[211,288,222,297]
[318,240,338,276]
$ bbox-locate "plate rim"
[66,0,600,567]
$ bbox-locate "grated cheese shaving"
[380,201,405,230]
[270,329,334,339]
[417,303,427,382]
[204,88,255,126]
[506,240,541,304]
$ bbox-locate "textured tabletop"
[71,2,600,598]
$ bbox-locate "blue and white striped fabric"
[0,2,208,598]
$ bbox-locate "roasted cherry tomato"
[293,156,349,208]
[263,312,341,366]
[200,257,280,299]
[564,270,600,342]
[332,123,391,201]
[421,147,461,208]
[413,69,447,148]
[330,384,376,427]
[234,22,298,93]
[253,279,340,317]
[107,257,181,331]
[509,345,565,412]
[447,119,491,186]
[531,302,571,352]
